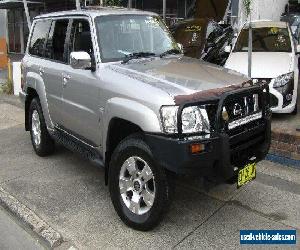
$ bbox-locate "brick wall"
[270,131,300,160]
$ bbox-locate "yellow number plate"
[237,162,256,188]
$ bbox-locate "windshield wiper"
[159,49,182,58]
[122,52,156,64]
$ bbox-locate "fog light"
[286,94,293,101]
[190,143,205,154]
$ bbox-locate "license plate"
[237,162,256,188]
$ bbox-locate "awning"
[0,0,42,9]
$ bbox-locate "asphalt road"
[0,207,44,250]
[0,94,299,249]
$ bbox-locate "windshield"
[95,15,179,62]
[234,27,292,53]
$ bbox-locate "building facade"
[0,0,291,69]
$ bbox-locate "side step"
[52,128,104,167]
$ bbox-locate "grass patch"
[0,79,13,95]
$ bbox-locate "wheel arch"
[103,98,162,185]
[25,71,54,130]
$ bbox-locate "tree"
[105,0,121,6]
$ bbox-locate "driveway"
[0,95,299,249]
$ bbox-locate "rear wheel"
[109,135,172,231]
[29,98,55,156]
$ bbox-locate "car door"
[42,18,69,124]
[60,18,101,146]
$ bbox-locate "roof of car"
[34,7,157,20]
[243,20,288,29]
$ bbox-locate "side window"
[68,19,93,61]
[29,20,51,57]
[45,19,69,62]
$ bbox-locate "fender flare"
[102,97,162,159]
[26,71,54,129]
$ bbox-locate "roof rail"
[82,5,128,10]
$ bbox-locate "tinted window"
[68,19,93,60]
[45,19,69,62]
[234,27,292,53]
[29,20,51,57]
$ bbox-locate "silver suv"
[20,7,271,231]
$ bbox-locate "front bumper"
[145,115,271,180]
[146,84,271,181]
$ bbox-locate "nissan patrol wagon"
[20,7,271,231]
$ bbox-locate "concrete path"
[0,207,45,250]
[0,95,299,249]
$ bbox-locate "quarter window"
[29,20,51,57]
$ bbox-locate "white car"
[225,21,299,114]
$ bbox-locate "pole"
[75,0,81,10]
[163,0,166,21]
[248,14,252,78]
[23,0,31,31]
[128,0,132,8]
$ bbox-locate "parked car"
[225,21,299,114]
[171,18,234,66]
[20,8,271,231]
[281,13,300,35]
[171,18,223,59]
[202,26,234,66]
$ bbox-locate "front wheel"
[109,135,172,231]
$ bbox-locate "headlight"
[160,106,210,134]
[160,106,178,134]
[273,72,293,88]
[182,106,210,134]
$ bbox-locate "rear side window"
[45,19,69,62]
[29,20,51,57]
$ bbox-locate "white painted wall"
[238,0,288,28]
[13,62,21,96]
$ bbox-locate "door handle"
[39,67,44,76]
[62,74,71,87]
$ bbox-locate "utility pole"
[248,14,252,78]
[163,0,166,21]
[128,0,132,8]
[75,0,81,10]
[22,0,31,30]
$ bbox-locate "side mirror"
[224,45,232,53]
[296,45,300,54]
[177,43,184,53]
[70,51,92,70]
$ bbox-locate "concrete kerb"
[0,186,63,248]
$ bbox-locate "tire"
[109,135,172,231]
[29,98,55,157]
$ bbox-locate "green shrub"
[0,79,13,95]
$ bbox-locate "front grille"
[229,122,266,166]
[254,78,272,85]
[221,89,264,137]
